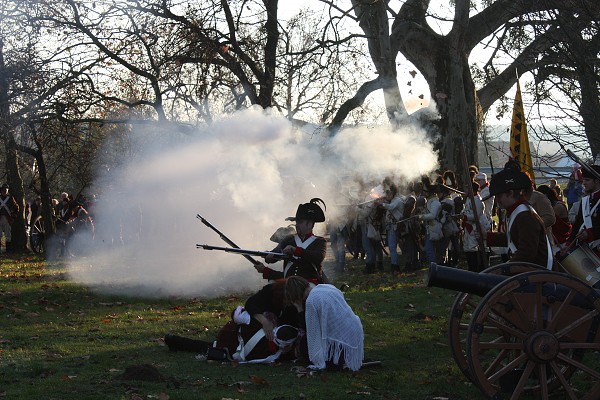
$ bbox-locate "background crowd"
[327,161,586,275]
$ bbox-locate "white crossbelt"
[507,203,553,270]
[579,195,600,250]
[283,234,317,276]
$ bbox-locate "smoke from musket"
[64,106,438,298]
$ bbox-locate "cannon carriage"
[428,262,600,400]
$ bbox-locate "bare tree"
[0,0,106,250]
[326,0,599,172]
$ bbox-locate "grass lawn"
[2,252,490,400]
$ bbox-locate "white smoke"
[65,106,438,298]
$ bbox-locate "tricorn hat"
[489,168,531,197]
[287,198,326,222]
[581,165,600,180]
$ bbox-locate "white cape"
[305,284,364,371]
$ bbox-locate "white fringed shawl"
[305,284,364,371]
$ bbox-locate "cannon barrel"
[427,263,507,297]
[427,263,600,309]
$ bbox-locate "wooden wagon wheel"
[30,216,45,253]
[466,271,600,399]
[449,262,545,382]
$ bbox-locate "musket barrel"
[197,244,287,259]
[427,263,507,297]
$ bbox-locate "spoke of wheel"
[556,352,600,379]
[546,288,578,332]
[484,307,528,340]
[536,361,549,400]
[510,359,536,400]
[560,342,600,350]
[487,352,528,384]
[555,309,600,340]
[508,290,537,330]
[483,348,513,378]
[478,342,522,350]
[535,282,544,330]
[549,360,579,400]
[459,322,470,332]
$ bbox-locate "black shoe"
[164,333,209,353]
[362,263,375,274]
[164,333,178,351]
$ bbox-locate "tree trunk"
[389,0,481,174]
[351,0,407,126]
[259,0,279,108]
[0,37,27,252]
[429,40,480,173]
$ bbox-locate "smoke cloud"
[64,106,438,298]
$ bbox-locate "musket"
[357,198,379,207]
[565,149,600,181]
[196,214,260,265]
[395,215,420,225]
[197,244,289,260]
[460,139,488,269]
[440,183,466,196]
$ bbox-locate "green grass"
[0,254,484,400]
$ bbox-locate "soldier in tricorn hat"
[254,198,327,284]
[485,169,553,270]
[568,165,600,256]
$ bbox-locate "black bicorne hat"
[287,198,326,222]
[581,165,600,180]
[488,168,531,197]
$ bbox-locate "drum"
[559,243,600,287]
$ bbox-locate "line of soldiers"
[326,161,600,275]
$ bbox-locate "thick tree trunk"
[388,0,481,174]
[579,66,600,158]
[0,37,27,252]
[259,0,279,108]
[351,0,407,126]
[430,40,480,173]
[36,153,56,255]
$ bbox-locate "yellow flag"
[509,80,535,181]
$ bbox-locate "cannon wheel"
[467,270,600,399]
[448,262,544,382]
[30,216,45,253]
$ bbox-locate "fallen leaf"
[249,375,269,385]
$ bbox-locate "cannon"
[427,262,600,400]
